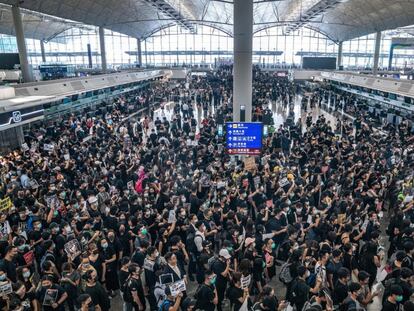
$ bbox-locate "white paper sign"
[169,279,186,296]
[241,275,251,289]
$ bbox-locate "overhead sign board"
[225,122,263,156]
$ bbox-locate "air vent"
[398,82,413,93]
[71,81,85,91]
[15,88,30,96]
[366,78,375,86]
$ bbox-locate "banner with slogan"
[0,197,13,212]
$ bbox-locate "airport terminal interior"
[0,0,413,311]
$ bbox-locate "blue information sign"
[225,122,263,155]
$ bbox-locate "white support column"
[137,38,142,67]
[11,5,32,82]
[98,26,107,72]
[233,0,253,122]
[373,31,382,75]
[337,41,343,70]
[40,40,46,63]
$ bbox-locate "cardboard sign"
[64,239,81,261]
[0,282,12,297]
[241,275,251,289]
[244,157,256,172]
[0,197,12,212]
[43,288,58,306]
[169,279,186,297]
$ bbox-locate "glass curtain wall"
[143,24,233,66]
[341,32,414,69]
[0,28,139,69]
[0,23,412,69]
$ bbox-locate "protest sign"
[241,275,251,289]
[64,239,81,261]
[43,144,54,152]
[0,197,12,212]
[169,279,186,297]
[43,289,58,306]
[143,258,155,272]
[21,143,29,152]
[23,250,35,266]
[0,282,12,297]
[244,157,256,172]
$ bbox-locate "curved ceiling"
[0,0,413,42]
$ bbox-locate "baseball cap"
[219,248,231,259]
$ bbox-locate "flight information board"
[225,122,263,155]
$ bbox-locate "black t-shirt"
[196,284,216,311]
[333,281,348,305]
[381,300,399,311]
[227,286,244,311]
[36,284,66,311]
[85,282,111,311]
[212,259,228,289]
[0,258,17,282]
[291,278,309,309]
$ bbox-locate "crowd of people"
[0,67,413,311]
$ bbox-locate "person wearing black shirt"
[195,270,218,311]
[212,249,231,311]
[124,263,146,311]
[35,275,68,311]
[382,285,403,311]
[289,265,322,311]
[227,272,250,311]
[332,268,350,306]
[144,247,162,311]
[84,270,110,311]
[0,245,18,282]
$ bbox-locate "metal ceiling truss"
[284,0,345,35]
[143,0,195,33]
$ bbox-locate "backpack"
[187,232,203,254]
[208,256,218,270]
[186,231,197,253]
[302,301,323,311]
[279,262,293,284]
[159,299,172,311]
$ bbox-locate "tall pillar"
[11,5,32,82]
[373,31,382,74]
[388,44,394,71]
[337,41,343,70]
[98,26,107,72]
[233,0,253,122]
[40,40,46,63]
[144,40,148,65]
[137,38,142,67]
